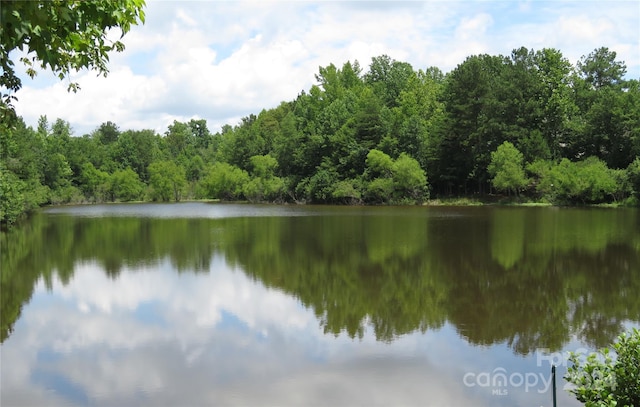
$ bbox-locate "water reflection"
[1,204,639,406]
[3,204,639,350]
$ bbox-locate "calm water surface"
[2,203,639,406]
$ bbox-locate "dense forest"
[2,46,640,227]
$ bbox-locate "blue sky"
[12,0,640,136]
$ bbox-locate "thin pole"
[552,365,557,407]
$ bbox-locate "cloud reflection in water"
[1,253,583,407]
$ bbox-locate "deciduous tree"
[488,141,528,196]
[1,0,146,110]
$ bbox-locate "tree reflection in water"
[2,205,639,352]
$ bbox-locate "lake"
[2,203,639,406]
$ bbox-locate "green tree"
[0,166,27,226]
[627,157,640,200]
[109,167,143,202]
[577,47,627,90]
[533,48,575,161]
[363,149,427,203]
[186,155,205,182]
[243,177,285,203]
[188,119,211,150]
[488,141,528,196]
[273,111,308,177]
[198,162,249,201]
[42,152,72,191]
[391,153,428,201]
[531,157,621,204]
[365,149,393,178]
[111,129,159,181]
[249,154,278,178]
[567,48,636,169]
[0,118,48,228]
[0,0,145,226]
[95,121,120,144]
[439,54,501,194]
[243,154,286,202]
[365,177,394,203]
[165,120,194,159]
[79,162,109,202]
[303,160,341,203]
[148,160,186,202]
[365,55,415,108]
[363,147,392,203]
[331,179,362,204]
[353,87,385,151]
[1,0,146,109]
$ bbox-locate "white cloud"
[16,66,167,135]
[176,8,198,27]
[455,13,494,41]
[556,15,615,42]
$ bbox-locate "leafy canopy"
[488,141,528,195]
[0,0,146,109]
[565,328,640,407]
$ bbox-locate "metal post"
[552,365,557,407]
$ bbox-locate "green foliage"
[243,176,286,203]
[365,177,394,203]
[111,129,159,181]
[243,155,285,202]
[43,152,72,190]
[186,155,205,182]
[305,163,341,203]
[95,121,120,144]
[565,328,640,407]
[391,153,427,201]
[0,166,26,227]
[488,141,528,195]
[0,117,49,226]
[628,158,640,199]
[165,120,193,158]
[110,167,143,202]
[79,162,110,202]
[363,150,427,203]
[3,45,638,220]
[366,149,393,177]
[530,157,623,204]
[198,162,249,200]
[577,47,627,89]
[0,0,145,226]
[49,185,83,205]
[331,179,362,204]
[148,160,186,202]
[249,154,278,178]
[0,0,146,108]
[613,329,640,406]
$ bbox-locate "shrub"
[565,328,640,407]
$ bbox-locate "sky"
[12,0,640,136]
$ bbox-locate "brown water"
[2,203,639,406]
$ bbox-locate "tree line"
[2,46,640,227]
